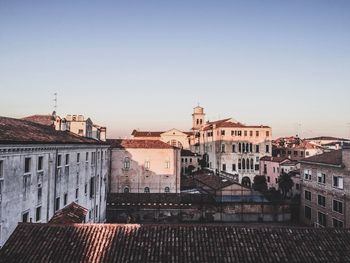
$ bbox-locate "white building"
[0,116,109,246]
[108,139,181,194]
[189,106,272,186]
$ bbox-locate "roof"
[49,202,88,224]
[131,130,163,137]
[299,149,342,167]
[203,118,270,131]
[181,149,200,157]
[2,223,350,263]
[22,114,56,126]
[0,116,105,145]
[260,156,290,163]
[194,172,236,190]
[107,139,175,149]
[306,136,350,141]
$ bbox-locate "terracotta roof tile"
[299,149,343,166]
[131,130,163,137]
[0,116,105,145]
[194,172,236,190]
[49,202,88,224]
[1,223,350,263]
[107,139,175,149]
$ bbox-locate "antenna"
[53,93,58,113]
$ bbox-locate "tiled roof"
[203,119,270,131]
[107,139,174,149]
[260,156,290,163]
[22,114,56,126]
[299,149,342,166]
[2,223,350,263]
[194,172,236,190]
[0,116,105,145]
[131,130,163,137]
[181,149,200,157]
[49,202,88,224]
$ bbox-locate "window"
[238,159,241,170]
[317,195,326,207]
[77,153,80,163]
[165,160,170,169]
[232,164,236,171]
[221,130,225,136]
[124,157,130,170]
[37,156,43,171]
[263,164,267,174]
[293,151,297,156]
[255,164,259,171]
[237,131,242,136]
[300,152,304,157]
[306,151,310,156]
[304,190,311,201]
[25,157,31,173]
[304,169,312,180]
[64,193,68,206]
[273,167,276,173]
[78,129,84,135]
[65,154,69,166]
[318,212,326,227]
[36,206,41,222]
[267,176,270,183]
[0,160,3,179]
[75,188,79,199]
[317,172,326,184]
[90,177,95,198]
[333,200,343,214]
[256,131,259,137]
[144,187,150,193]
[124,187,130,193]
[333,218,344,228]
[189,158,192,163]
[55,197,60,211]
[86,152,89,162]
[250,143,253,153]
[232,144,236,153]
[238,143,242,152]
[57,155,62,167]
[37,185,42,204]
[304,206,311,220]
[244,131,247,136]
[222,163,226,171]
[333,176,344,189]
[250,131,253,137]
[221,144,226,153]
[145,161,150,170]
[22,211,29,222]
[265,145,270,153]
[256,145,260,153]
[165,187,170,193]
[266,131,270,137]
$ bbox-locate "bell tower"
[192,105,205,130]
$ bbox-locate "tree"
[278,172,294,198]
[187,165,195,174]
[252,175,267,192]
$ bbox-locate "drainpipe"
[52,148,59,218]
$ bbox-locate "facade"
[273,136,323,161]
[108,139,181,194]
[180,149,201,175]
[260,156,290,189]
[132,128,191,149]
[299,147,350,228]
[189,106,272,185]
[0,117,109,246]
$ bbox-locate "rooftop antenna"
[53,93,58,114]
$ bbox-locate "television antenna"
[53,93,58,113]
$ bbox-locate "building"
[2,223,350,263]
[131,128,192,149]
[273,136,323,160]
[108,139,181,194]
[299,147,350,228]
[189,106,272,185]
[305,136,350,151]
[180,149,201,175]
[0,116,109,246]
[23,113,107,141]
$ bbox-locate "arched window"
[165,187,170,193]
[124,157,130,170]
[144,187,150,193]
[123,187,129,193]
[242,143,245,152]
[242,159,246,170]
[250,158,254,170]
[238,143,242,153]
[246,158,250,170]
[246,143,249,152]
[250,143,253,153]
[238,158,241,170]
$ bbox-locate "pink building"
[259,156,291,189]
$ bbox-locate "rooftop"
[1,223,350,263]
[49,202,88,224]
[260,156,290,163]
[22,114,56,126]
[194,172,236,190]
[0,116,104,145]
[299,149,342,167]
[107,139,175,149]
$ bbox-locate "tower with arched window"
[192,106,205,130]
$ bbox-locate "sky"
[0,0,349,139]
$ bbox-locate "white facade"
[0,143,109,247]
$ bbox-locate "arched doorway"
[241,176,251,188]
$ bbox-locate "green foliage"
[252,175,267,192]
[278,172,294,198]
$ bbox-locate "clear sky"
[0,0,349,139]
